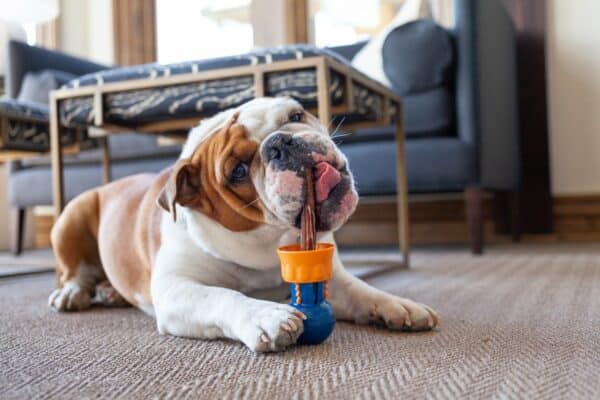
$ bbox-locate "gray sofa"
[3,43,181,254]
[6,0,518,255]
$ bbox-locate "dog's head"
[158,97,358,235]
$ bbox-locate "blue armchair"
[332,0,520,253]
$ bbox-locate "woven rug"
[1,244,599,399]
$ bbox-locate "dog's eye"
[289,112,303,123]
[230,162,249,183]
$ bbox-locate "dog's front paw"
[48,282,91,312]
[365,296,439,331]
[240,303,306,353]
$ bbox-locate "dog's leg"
[327,245,439,331]
[48,190,104,312]
[152,251,305,353]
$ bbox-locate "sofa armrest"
[5,40,110,99]
[454,0,520,190]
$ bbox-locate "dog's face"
[158,97,358,235]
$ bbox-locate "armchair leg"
[509,191,521,242]
[465,187,484,255]
[9,208,25,256]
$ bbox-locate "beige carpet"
[1,244,599,399]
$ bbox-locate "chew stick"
[301,168,316,250]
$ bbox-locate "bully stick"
[301,168,317,251]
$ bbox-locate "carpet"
[0,249,54,277]
[1,244,599,399]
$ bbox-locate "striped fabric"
[59,45,384,127]
[1,45,386,152]
[0,99,94,152]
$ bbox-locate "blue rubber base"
[290,283,335,345]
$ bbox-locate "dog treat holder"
[277,242,336,345]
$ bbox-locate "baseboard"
[337,194,600,246]
[552,194,600,241]
[336,195,499,246]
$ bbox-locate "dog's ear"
[157,158,201,222]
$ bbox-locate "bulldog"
[48,97,438,352]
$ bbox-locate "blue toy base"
[292,302,335,345]
[290,281,336,345]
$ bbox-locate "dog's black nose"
[262,132,295,162]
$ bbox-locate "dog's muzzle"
[261,132,317,173]
[260,131,357,231]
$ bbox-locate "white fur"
[151,98,438,352]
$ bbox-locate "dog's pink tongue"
[315,162,341,203]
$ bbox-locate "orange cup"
[277,243,335,283]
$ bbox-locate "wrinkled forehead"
[181,97,327,160]
[236,97,325,142]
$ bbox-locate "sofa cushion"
[339,137,475,195]
[403,86,453,137]
[335,86,454,143]
[17,70,77,104]
[8,157,175,208]
[0,98,96,152]
[382,19,454,95]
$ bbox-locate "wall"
[547,0,600,195]
[59,0,114,64]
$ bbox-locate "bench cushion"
[0,98,94,152]
[59,45,385,127]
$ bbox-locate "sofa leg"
[9,208,26,256]
[509,191,521,242]
[465,187,484,255]
[101,137,112,184]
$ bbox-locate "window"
[308,0,454,48]
[156,0,254,64]
[309,0,403,47]
[22,23,37,45]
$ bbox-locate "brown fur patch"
[159,115,263,231]
[96,173,165,305]
[51,172,165,307]
[51,115,264,307]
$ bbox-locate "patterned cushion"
[1,45,388,152]
[60,45,385,127]
[0,98,95,152]
[0,99,48,122]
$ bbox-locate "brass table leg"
[394,102,410,267]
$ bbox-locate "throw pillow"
[382,19,454,94]
[351,0,433,86]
